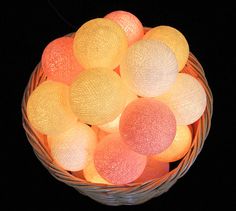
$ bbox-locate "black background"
[2,1,236,210]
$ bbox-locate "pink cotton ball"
[135,157,169,183]
[94,133,147,185]
[42,37,83,85]
[105,10,144,45]
[119,98,176,155]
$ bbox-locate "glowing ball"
[98,89,137,133]
[105,10,144,45]
[27,81,76,135]
[120,40,178,97]
[154,125,192,162]
[83,159,110,184]
[70,68,126,125]
[119,98,176,155]
[73,18,128,69]
[135,157,169,183]
[144,25,189,71]
[42,37,83,85]
[156,73,207,125]
[94,134,147,184]
[48,122,97,171]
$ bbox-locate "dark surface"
[2,1,235,210]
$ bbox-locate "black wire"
[47,0,77,30]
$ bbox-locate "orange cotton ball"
[120,98,176,155]
[83,159,110,185]
[48,122,97,171]
[156,73,207,125]
[144,25,189,71]
[70,68,126,125]
[154,125,192,162]
[105,10,144,45]
[42,37,83,85]
[94,134,147,185]
[135,157,169,183]
[73,18,128,69]
[27,81,76,135]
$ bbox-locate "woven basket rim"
[21,49,213,205]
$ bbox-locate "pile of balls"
[27,11,207,185]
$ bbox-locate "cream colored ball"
[48,122,97,171]
[70,68,126,125]
[156,73,207,125]
[27,81,76,135]
[144,25,189,71]
[73,18,128,69]
[120,40,178,97]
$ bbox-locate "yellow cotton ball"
[70,69,126,125]
[120,40,178,97]
[27,81,76,135]
[156,73,207,125]
[83,159,111,185]
[48,122,97,171]
[98,89,137,133]
[144,25,189,71]
[73,18,128,69]
[153,125,192,162]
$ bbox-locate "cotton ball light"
[70,68,126,125]
[48,122,97,171]
[120,40,178,97]
[83,159,111,185]
[94,133,147,185]
[98,89,137,133]
[73,18,128,69]
[144,25,189,71]
[154,125,192,162]
[135,157,169,183]
[156,73,207,125]
[119,98,176,155]
[42,37,83,85]
[27,81,76,135]
[105,10,144,45]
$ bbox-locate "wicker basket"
[22,50,213,206]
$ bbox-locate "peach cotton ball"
[70,68,126,125]
[119,98,176,155]
[98,89,137,133]
[26,81,76,135]
[42,37,83,85]
[73,18,128,69]
[154,125,192,162]
[135,157,169,183]
[105,10,144,45]
[120,40,178,97]
[94,133,147,185]
[48,122,97,171]
[144,25,189,71]
[156,73,207,125]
